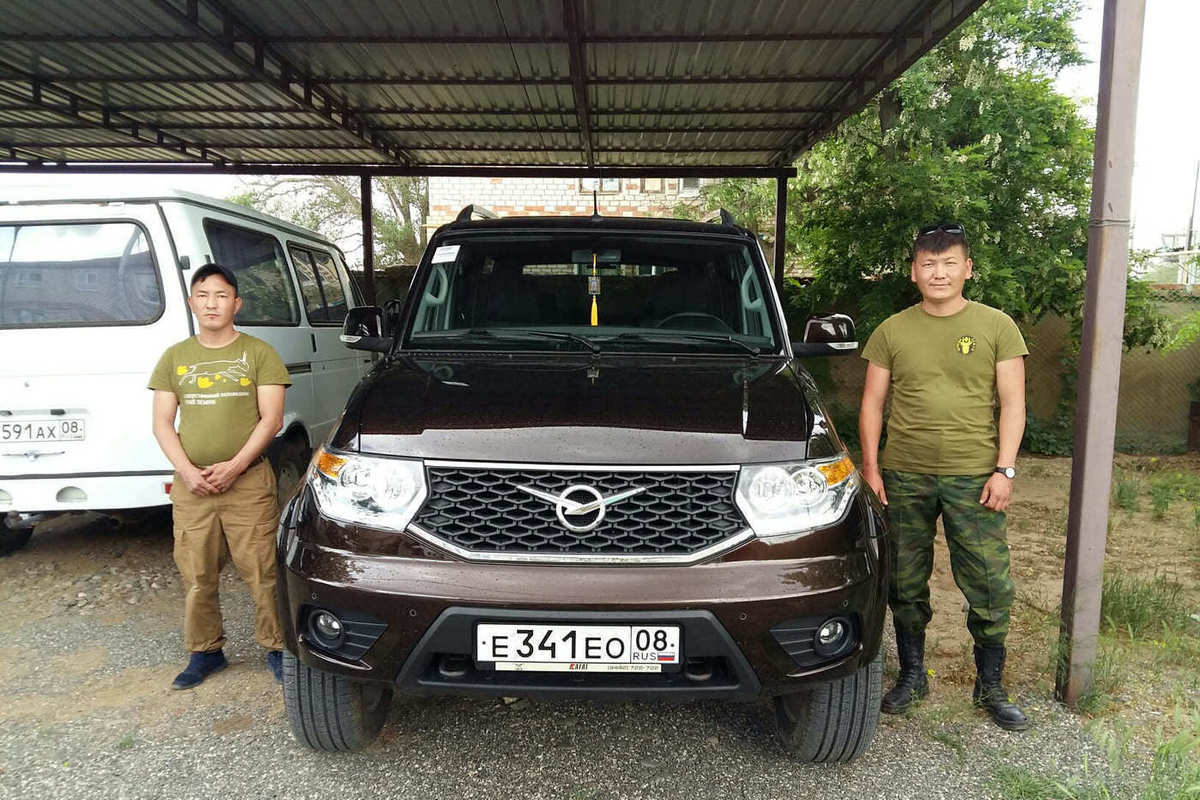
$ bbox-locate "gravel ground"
[0,514,1136,800]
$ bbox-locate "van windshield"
[406,233,780,354]
[0,222,162,328]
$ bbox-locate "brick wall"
[427,176,705,233]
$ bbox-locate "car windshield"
[405,232,780,353]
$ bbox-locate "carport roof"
[0,0,985,177]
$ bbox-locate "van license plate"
[476,623,680,672]
[0,418,85,443]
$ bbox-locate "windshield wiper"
[420,328,601,353]
[608,331,762,355]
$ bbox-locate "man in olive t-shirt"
[148,263,291,690]
[859,224,1031,731]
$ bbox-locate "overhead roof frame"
[0,0,987,173]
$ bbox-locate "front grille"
[413,466,747,557]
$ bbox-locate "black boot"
[881,629,929,714]
[972,644,1030,731]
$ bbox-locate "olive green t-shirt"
[861,301,1028,475]
[148,333,291,467]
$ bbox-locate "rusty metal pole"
[774,176,787,292]
[1056,0,1146,707]
[360,173,375,305]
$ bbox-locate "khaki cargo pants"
[169,459,284,653]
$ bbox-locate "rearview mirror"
[792,313,858,357]
[340,306,393,353]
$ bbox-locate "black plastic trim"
[394,606,762,700]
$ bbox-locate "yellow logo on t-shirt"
[955,336,976,355]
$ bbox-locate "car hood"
[334,353,817,465]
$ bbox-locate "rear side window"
[0,221,162,328]
[288,244,348,325]
[204,220,299,326]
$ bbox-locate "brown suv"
[275,209,889,761]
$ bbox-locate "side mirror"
[792,313,858,357]
[340,306,393,353]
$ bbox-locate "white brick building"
[427,176,711,235]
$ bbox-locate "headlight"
[308,448,427,532]
[735,454,858,538]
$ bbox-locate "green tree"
[691,0,1166,350]
[229,176,429,267]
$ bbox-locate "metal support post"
[774,177,788,292]
[1056,0,1146,707]
[361,174,375,305]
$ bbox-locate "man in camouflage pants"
[858,223,1030,731]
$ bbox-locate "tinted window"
[0,222,162,328]
[310,250,347,323]
[288,245,327,323]
[288,244,347,325]
[204,220,299,326]
[408,233,778,352]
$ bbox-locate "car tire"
[271,434,310,507]
[282,650,393,752]
[774,653,883,763]
[0,527,33,556]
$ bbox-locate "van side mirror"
[792,313,858,357]
[340,306,393,353]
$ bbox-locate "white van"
[0,188,373,553]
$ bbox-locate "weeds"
[1101,574,1191,638]
[1114,480,1141,512]
[1150,484,1173,519]
[988,715,1200,800]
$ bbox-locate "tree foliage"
[692,0,1167,350]
[228,176,429,267]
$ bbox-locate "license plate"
[0,418,85,443]
[476,623,681,672]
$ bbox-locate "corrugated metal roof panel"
[0,0,984,172]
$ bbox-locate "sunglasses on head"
[917,222,966,237]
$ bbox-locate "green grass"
[1101,574,1192,639]
[116,732,135,750]
[1150,484,1173,519]
[1114,480,1141,512]
[988,718,1200,800]
[1074,646,1126,717]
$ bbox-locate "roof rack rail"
[704,208,737,227]
[455,204,498,223]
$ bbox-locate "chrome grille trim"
[407,522,755,565]
[411,461,749,565]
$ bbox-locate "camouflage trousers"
[882,470,1014,646]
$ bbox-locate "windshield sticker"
[432,244,460,263]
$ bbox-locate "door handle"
[310,333,317,352]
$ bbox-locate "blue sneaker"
[171,649,227,690]
[267,650,283,684]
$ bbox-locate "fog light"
[314,611,343,640]
[813,616,852,657]
[308,609,346,651]
[817,620,845,646]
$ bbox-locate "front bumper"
[277,507,888,699]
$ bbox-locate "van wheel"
[0,528,33,556]
[271,435,310,505]
[774,653,882,763]
[283,650,392,752]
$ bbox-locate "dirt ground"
[1,455,1196,798]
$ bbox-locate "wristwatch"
[994,466,1016,479]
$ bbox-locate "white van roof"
[0,185,338,247]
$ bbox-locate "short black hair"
[913,227,970,260]
[190,263,239,296]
